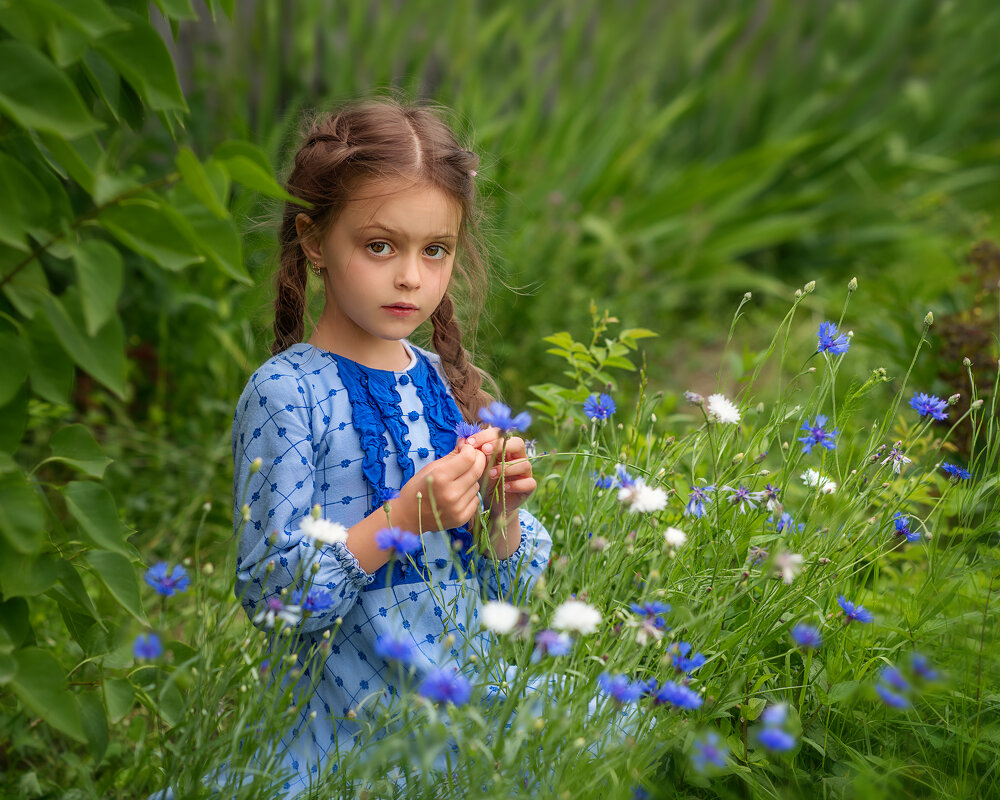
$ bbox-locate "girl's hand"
[473,432,537,518]
[395,444,486,533]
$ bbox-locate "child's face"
[299,178,462,368]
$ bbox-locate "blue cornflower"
[837,595,874,624]
[879,665,910,693]
[375,526,422,554]
[598,673,647,704]
[909,392,949,421]
[761,483,781,510]
[593,472,613,489]
[478,402,531,433]
[144,562,190,597]
[613,465,637,489]
[684,484,715,518]
[454,421,483,440]
[769,512,804,533]
[133,633,163,660]
[583,393,616,421]
[651,680,703,710]
[533,629,573,658]
[910,652,939,681]
[892,512,920,543]
[419,667,472,706]
[630,601,671,621]
[757,726,797,751]
[817,321,850,355]
[691,732,728,772]
[381,487,400,502]
[374,634,415,665]
[798,415,839,454]
[940,462,972,481]
[875,683,910,709]
[669,642,706,673]
[790,623,823,650]
[293,588,335,614]
[723,484,764,514]
[760,703,788,726]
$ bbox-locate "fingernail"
[490,468,499,478]
[467,437,475,446]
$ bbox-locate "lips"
[383,303,418,317]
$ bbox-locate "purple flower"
[790,623,822,649]
[613,466,637,489]
[748,546,768,566]
[909,392,948,421]
[691,732,728,772]
[478,402,531,434]
[144,562,190,597]
[875,683,910,708]
[762,483,781,511]
[598,673,647,704]
[940,462,972,481]
[630,601,672,631]
[798,415,838,454]
[375,526,422,554]
[892,513,920,543]
[684,484,715,518]
[651,680,703,710]
[879,665,910,693]
[133,633,162,660]
[533,629,573,658]
[381,487,401,502]
[837,595,873,624]
[583,393,616,421]
[293,588,335,614]
[910,652,939,681]
[668,642,706,673]
[757,727,797,751]
[817,321,850,355]
[375,634,415,665]
[723,485,764,514]
[593,472,613,490]
[454,421,483,440]
[419,667,472,705]
[770,512,804,533]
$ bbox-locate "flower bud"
[202,501,212,513]
[534,717,545,730]
[924,311,934,326]
[266,560,275,574]
[804,280,816,293]
[971,399,984,409]
[732,452,744,464]
[241,504,251,522]
[311,562,320,574]
[201,562,214,576]
[346,708,357,720]
[311,504,321,520]
[848,277,858,292]
[250,457,262,474]
[684,391,704,406]
[795,289,802,299]
[947,393,961,405]
[743,291,752,301]
[963,357,972,367]
[808,366,816,373]
[651,413,658,423]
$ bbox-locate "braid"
[271,211,308,356]
[430,292,495,421]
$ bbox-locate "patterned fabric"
[232,342,552,795]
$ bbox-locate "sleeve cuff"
[330,541,376,588]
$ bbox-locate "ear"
[295,213,323,266]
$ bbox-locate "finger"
[488,460,531,481]
[502,477,537,495]
[464,426,500,450]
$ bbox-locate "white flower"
[253,596,302,629]
[552,599,602,635]
[618,479,668,513]
[706,393,741,424]
[774,552,804,584]
[664,526,687,547]
[481,601,521,634]
[299,516,349,546]
[800,468,836,494]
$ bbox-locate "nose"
[394,253,421,290]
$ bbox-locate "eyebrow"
[358,224,458,241]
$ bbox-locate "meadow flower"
[375,526,422,554]
[619,479,668,513]
[769,512,804,533]
[691,732,728,772]
[293,588,335,614]
[478,402,531,433]
[879,666,910,693]
[748,546,768,566]
[533,629,573,658]
[910,652,939,681]
[801,468,836,494]
[761,703,788,726]
[892,512,920,543]
[630,601,672,622]
[593,472,613,489]
[668,642,706,673]
[524,439,537,457]
[133,633,163,660]
[253,595,302,629]
[613,465,636,488]
[299,516,349,546]
[684,391,704,406]
[374,634,415,664]
[757,727,797,751]
[706,393,741,424]
[875,683,910,709]
[880,442,912,474]
[481,601,523,634]
[909,392,948,421]
[798,415,839,454]
[651,680,703,710]
[837,595,873,624]
[940,462,972,481]
[599,673,647,704]
[552,599,602,635]
[583,393,616,420]
[817,321,851,355]
[723,484,764,514]
[790,623,822,649]
[144,562,190,597]
[684,484,715,518]
[664,526,687,547]
[419,667,472,706]
[762,483,781,511]
[454,421,483,439]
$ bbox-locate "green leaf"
[51,559,101,623]
[213,140,273,173]
[48,425,113,478]
[743,697,767,721]
[601,355,636,371]
[0,254,50,319]
[0,152,51,251]
[78,689,109,760]
[0,597,32,648]
[218,155,299,202]
[38,0,129,38]
[153,0,198,20]
[0,386,29,453]
[169,183,248,283]
[0,472,45,555]
[0,552,59,597]
[0,653,15,685]
[158,679,185,726]
[104,676,134,723]
[95,11,187,111]
[176,147,228,219]
[72,240,123,337]
[10,647,87,742]
[0,41,101,137]
[64,481,130,554]
[100,198,205,272]
[619,327,659,342]
[84,550,146,624]
[42,289,126,399]
[26,309,74,404]
[0,332,28,406]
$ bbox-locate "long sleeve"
[476,508,552,604]
[232,364,375,633]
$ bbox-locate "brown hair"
[272,97,494,420]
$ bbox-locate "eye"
[366,241,393,256]
[424,245,449,259]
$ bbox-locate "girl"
[231,98,552,795]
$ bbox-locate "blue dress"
[231,342,552,795]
